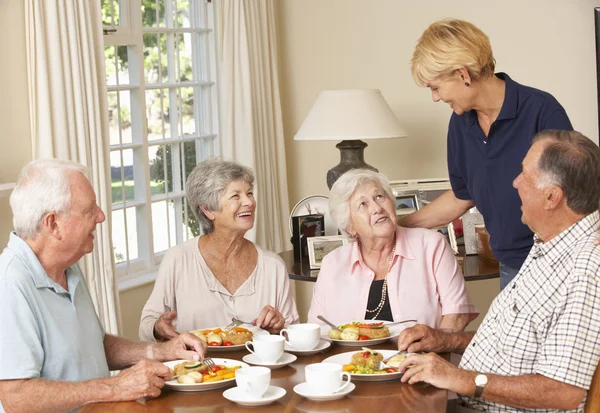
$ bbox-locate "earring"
[464,82,470,87]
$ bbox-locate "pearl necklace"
[364,242,396,320]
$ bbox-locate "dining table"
[80,341,450,413]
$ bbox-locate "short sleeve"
[447,117,472,201]
[541,107,573,131]
[535,271,600,389]
[432,233,479,321]
[0,277,44,379]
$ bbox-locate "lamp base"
[326,140,378,189]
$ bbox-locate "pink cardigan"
[307,227,478,327]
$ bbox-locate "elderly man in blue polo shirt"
[396,130,600,413]
[0,159,207,413]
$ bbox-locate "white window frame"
[103,0,221,291]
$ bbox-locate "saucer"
[242,352,297,369]
[293,381,355,401]
[284,339,331,356]
[223,385,286,406]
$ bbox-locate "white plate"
[242,352,297,369]
[322,350,407,382]
[320,321,408,347]
[223,385,286,406]
[293,381,356,401]
[164,358,249,392]
[284,339,331,356]
[194,325,269,352]
[289,195,338,236]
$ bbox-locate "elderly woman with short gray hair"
[307,169,477,332]
[140,158,298,341]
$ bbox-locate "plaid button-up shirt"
[458,211,600,413]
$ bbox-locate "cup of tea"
[305,363,351,394]
[245,335,285,364]
[235,366,271,400]
[280,323,320,350]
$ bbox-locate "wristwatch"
[474,373,488,398]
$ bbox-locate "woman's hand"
[156,331,207,362]
[153,310,178,341]
[254,305,286,333]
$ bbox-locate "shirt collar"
[350,227,416,268]
[464,72,518,126]
[7,232,79,295]
[531,211,600,260]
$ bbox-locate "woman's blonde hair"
[411,19,495,86]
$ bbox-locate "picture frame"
[395,194,419,216]
[291,214,325,261]
[447,221,459,255]
[307,235,348,269]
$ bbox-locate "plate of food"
[191,325,269,352]
[322,348,412,382]
[164,358,249,392]
[321,320,405,347]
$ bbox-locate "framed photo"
[307,235,348,269]
[291,214,325,261]
[447,221,459,255]
[395,194,419,216]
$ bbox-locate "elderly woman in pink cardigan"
[307,170,478,331]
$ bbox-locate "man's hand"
[108,359,172,401]
[155,331,207,362]
[253,305,285,333]
[153,310,178,341]
[397,324,452,353]
[399,353,470,391]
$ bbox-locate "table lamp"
[294,89,408,189]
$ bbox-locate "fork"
[172,358,216,379]
[224,317,250,331]
[377,352,409,371]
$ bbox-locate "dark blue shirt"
[447,73,573,269]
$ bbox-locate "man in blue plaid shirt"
[397,130,600,413]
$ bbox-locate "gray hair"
[10,159,88,240]
[532,130,600,215]
[329,169,395,236]
[186,158,255,234]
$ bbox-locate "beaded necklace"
[362,241,396,320]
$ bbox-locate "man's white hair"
[10,159,88,239]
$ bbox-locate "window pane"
[116,45,130,86]
[179,87,195,136]
[152,200,176,253]
[107,92,120,145]
[143,33,168,84]
[112,208,139,263]
[105,46,117,86]
[110,150,135,204]
[101,0,120,26]
[176,0,191,28]
[146,88,170,140]
[176,34,193,82]
[149,144,168,196]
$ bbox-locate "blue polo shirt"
[447,73,572,269]
[0,233,109,396]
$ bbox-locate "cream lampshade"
[294,89,408,188]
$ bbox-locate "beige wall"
[0,0,32,247]
[277,0,599,322]
[2,0,597,339]
[277,0,598,204]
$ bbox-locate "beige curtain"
[25,0,121,334]
[218,0,290,253]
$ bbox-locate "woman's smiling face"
[347,181,397,241]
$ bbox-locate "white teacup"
[235,366,271,400]
[245,335,285,364]
[280,323,320,350]
[305,363,351,395]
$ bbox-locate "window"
[102,0,219,287]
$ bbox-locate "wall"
[0,0,32,246]
[276,0,599,323]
